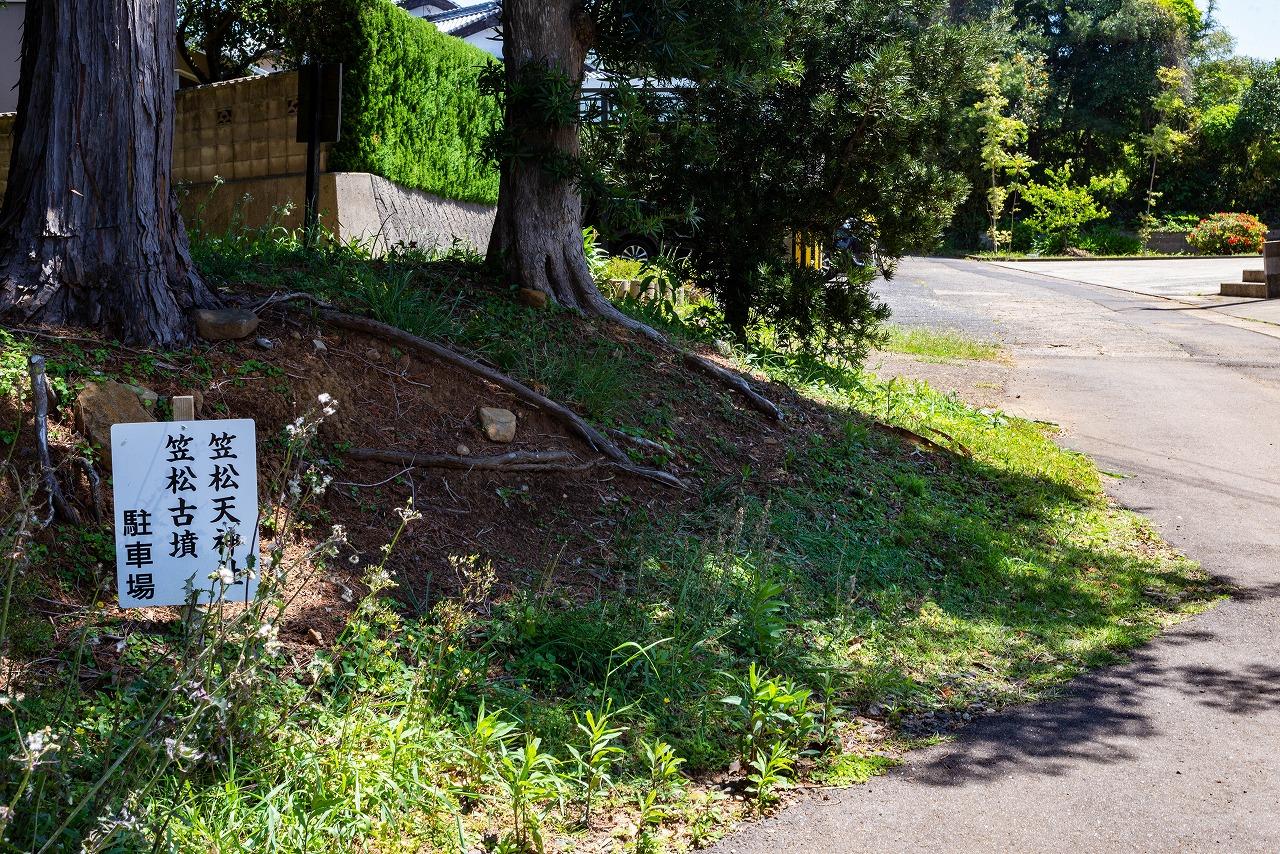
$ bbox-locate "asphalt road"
[709,258,1280,853]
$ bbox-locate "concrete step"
[1244,269,1266,283]
[1221,281,1269,298]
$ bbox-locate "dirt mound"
[1,300,814,653]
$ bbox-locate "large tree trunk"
[0,0,219,347]
[488,0,608,311]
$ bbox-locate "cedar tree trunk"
[0,0,219,347]
[487,0,614,313]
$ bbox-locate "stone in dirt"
[517,288,549,309]
[75,380,155,467]
[478,407,517,443]
[192,308,260,341]
[120,383,159,409]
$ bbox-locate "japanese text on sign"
[111,419,259,607]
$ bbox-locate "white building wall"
[0,3,25,114]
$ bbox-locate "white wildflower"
[287,477,302,500]
[317,392,338,416]
[163,737,205,764]
[10,727,60,771]
[395,502,423,524]
[330,524,348,544]
[217,565,235,586]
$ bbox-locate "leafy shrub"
[1186,213,1268,255]
[1077,223,1144,256]
[1019,165,1110,254]
[1144,212,1203,233]
[290,0,501,204]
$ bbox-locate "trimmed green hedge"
[297,0,501,205]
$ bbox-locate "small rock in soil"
[456,444,471,456]
[308,629,323,644]
[517,287,549,309]
[75,380,155,467]
[192,308,260,341]
[313,339,327,353]
[120,382,159,410]
[478,407,517,443]
[255,337,274,350]
[365,348,380,362]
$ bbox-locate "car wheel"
[613,237,657,261]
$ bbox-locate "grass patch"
[0,233,1218,851]
[878,324,1004,363]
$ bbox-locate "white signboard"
[111,419,259,607]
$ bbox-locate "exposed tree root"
[265,295,685,489]
[347,448,594,473]
[574,281,784,422]
[605,428,669,457]
[347,448,687,488]
[28,355,80,525]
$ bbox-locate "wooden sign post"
[111,398,258,608]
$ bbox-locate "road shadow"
[899,633,1280,787]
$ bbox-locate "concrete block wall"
[173,70,327,184]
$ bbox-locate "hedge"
[295,0,501,206]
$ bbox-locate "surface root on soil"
[265,295,685,488]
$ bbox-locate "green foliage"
[587,0,992,355]
[1019,165,1111,253]
[178,0,286,83]
[490,737,565,852]
[1186,212,1267,255]
[1012,0,1195,173]
[566,702,627,826]
[879,325,1005,362]
[973,54,1046,252]
[721,663,815,763]
[290,0,501,204]
[746,742,795,807]
[1077,223,1145,256]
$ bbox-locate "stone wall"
[1144,230,1195,255]
[181,172,495,253]
[0,71,495,254]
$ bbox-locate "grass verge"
[877,324,1004,363]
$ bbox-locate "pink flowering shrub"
[1186,213,1268,255]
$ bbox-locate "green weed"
[877,324,1005,362]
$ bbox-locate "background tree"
[1139,65,1194,221]
[177,0,288,83]
[0,0,219,346]
[974,53,1046,252]
[1013,0,1199,173]
[586,0,990,354]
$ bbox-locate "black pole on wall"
[296,63,343,248]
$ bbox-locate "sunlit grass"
[878,324,1004,363]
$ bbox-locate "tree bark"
[0,0,220,347]
[488,0,605,310]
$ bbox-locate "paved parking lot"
[992,257,1257,299]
